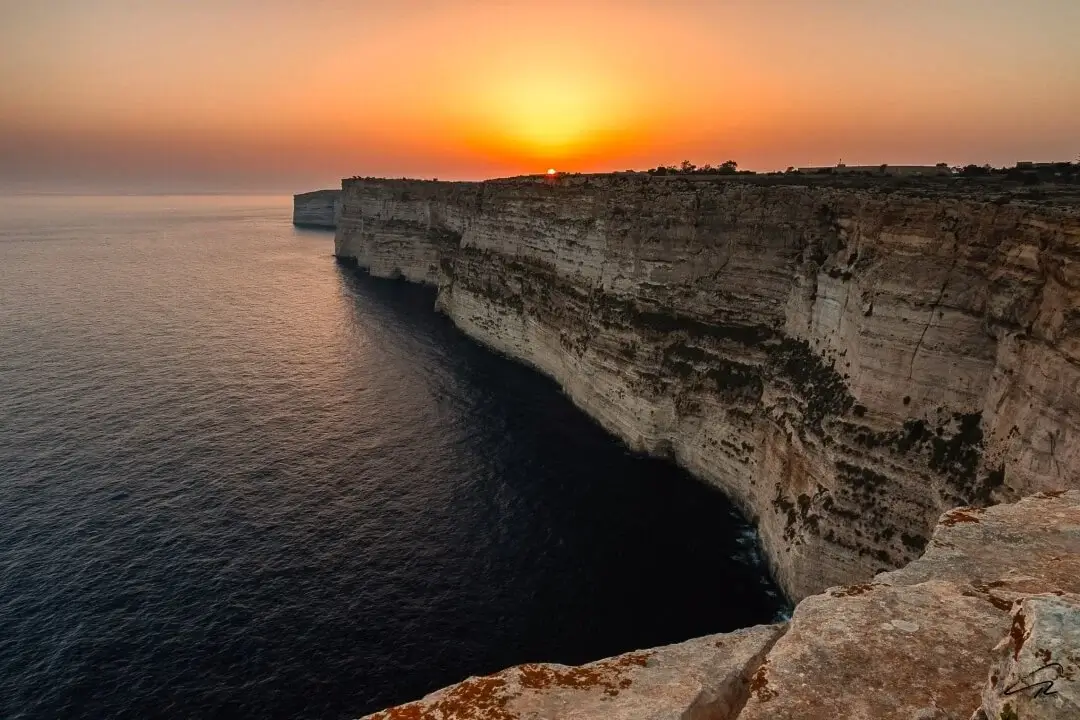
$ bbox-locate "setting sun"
[455,56,642,168]
[547,168,557,175]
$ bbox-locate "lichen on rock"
[362,624,784,720]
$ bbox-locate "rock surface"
[335,173,1080,601]
[877,491,1080,603]
[293,189,341,228]
[364,625,784,720]
[739,580,1009,720]
[358,492,1080,720]
[741,490,1080,720]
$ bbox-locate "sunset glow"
[1,0,1078,192]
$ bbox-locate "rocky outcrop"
[365,625,783,720]
[293,189,341,228]
[335,173,1080,602]
[741,489,1080,720]
[360,491,1080,720]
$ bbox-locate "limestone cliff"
[293,189,341,228]
[335,174,1080,602]
[361,491,1080,720]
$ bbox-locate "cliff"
[361,490,1080,720]
[293,189,341,228]
[335,173,1080,603]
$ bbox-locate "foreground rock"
[293,189,341,228]
[364,624,784,720]
[878,491,1080,603]
[740,490,1080,720]
[739,580,1008,720]
[737,491,1080,719]
[360,492,1080,720]
[334,173,1080,601]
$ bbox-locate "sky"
[1,0,1078,193]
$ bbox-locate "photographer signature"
[1003,663,1065,699]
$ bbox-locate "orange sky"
[1,0,1078,192]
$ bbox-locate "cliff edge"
[361,490,1080,720]
[334,173,1080,603]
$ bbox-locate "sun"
[547,168,557,175]
[466,65,629,163]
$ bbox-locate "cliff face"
[293,189,341,228]
[335,174,1080,601]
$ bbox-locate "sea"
[0,195,785,719]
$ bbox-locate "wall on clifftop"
[335,174,1080,601]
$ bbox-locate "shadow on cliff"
[290,225,336,236]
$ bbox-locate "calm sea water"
[0,195,784,719]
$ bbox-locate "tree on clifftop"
[719,160,738,174]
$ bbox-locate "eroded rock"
[362,623,784,720]
[738,580,1008,720]
[877,491,1080,604]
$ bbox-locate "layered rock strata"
[335,173,1080,602]
[293,189,341,228]
[361,491,1080,720]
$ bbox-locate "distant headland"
[292,189,341,229]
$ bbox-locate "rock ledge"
[361,491,1080,719]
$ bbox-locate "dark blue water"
[0,195,784,719]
